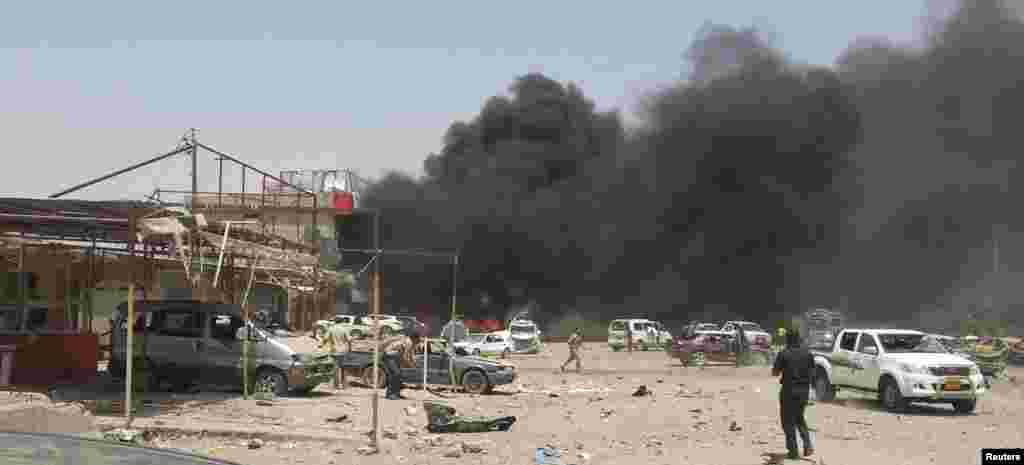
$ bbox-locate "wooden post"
[370,210,381,449]
[125,284,135,422]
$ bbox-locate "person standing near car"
[771,330,815,460]
[315,321,352,390]
[381,329,419,400]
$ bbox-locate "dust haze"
[362,0,1024,334]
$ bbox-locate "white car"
[507,319,542,353]
[720,321,771,345]
[452,333,512,358]
[813,329,986,413]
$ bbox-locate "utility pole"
[369,210,382,450]
[190,128,198,198]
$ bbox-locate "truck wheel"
[254,368,288,396]
[611,346,621,352]
[953,399,977,414]
[879,377,908,412]
[814,367,835,402]
[461,369,490,395]
[472,349,481,356]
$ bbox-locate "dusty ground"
[7,346,1024,464]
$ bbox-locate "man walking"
[771,330,815,459]
[561,328,583,373]
[381,329,419,400]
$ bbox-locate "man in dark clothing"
[771,331,815,459]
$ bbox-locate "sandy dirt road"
[121,345,1024,465]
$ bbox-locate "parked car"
[396,315,429,336]
[340,338,516,394]
[812,329,986,413]
[359,314,405,336]
[109,300,336,396]
[668,330,771,366]
[332,314,373,339]
[720,321,771,346]
[608,318,671,351]
[506,318,542,354]
[453,332,513,358]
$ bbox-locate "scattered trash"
[103,429,142,444]
[689,408,703,414]
[255,400,274,407]
[599,408,614,419]
[548,392,560,398]
[404,406,418,416]
[848,420,872,426]
[325,414,349,423]
[356,446,378,456]
[729,421,742,432]
[632,385,651,397]
[443,445,462,458]
[246,438,263,450]
[535,446,563,465]
[383,430,398,439]
[461,440,487,454]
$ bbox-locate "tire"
[361,367,386,389]
[472,349,481,356]
[501,348,511,359]
[814,367,835,402]
[879,377,908,413]
[953,399,977,414]
[350,329,363,339]
[293,385,317,396]
[254,368,288,396]
[611,346,621,352]
[461,369,490,395]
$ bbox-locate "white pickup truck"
[812,329,986,413]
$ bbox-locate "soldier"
[771,330,815,460]
[381,328,419,400]
[561,328,584,373]
[315,321,352,390]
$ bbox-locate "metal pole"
[49,145,193,198]
[241,256,258,400]
[370,210,381,449]
[218,156,224,207]
[190,129,199,199]
[449,253,457,386]
[125,284,135,422]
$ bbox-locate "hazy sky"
[2,0,932,201]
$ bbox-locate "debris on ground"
[599,408,614,419]
[729,421,742,432]
[247,438,264,449]
[443,445,462,458]
[255,400,274,407]
[325,414,349,423]
[632,385,651,397]
[103,428,142,444]
[356,445,378,455]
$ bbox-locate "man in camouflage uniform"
[381,329,419,400]
[561,328,583,373]
[315,321,352,389]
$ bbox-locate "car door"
[204,312,246,389]
[148,306,205,383]
[831,331,860,386]
[853,332,881,390]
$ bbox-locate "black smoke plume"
[363,0,1024,333]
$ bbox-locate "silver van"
[108,300,334,396]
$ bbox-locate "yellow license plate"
[943,377,962,391]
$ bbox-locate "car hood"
[883,352,975,366]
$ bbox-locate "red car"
[669,330,772,366]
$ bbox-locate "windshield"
[739,323,763,332]
[879,334,948,354]
[511,324,536,334]
[696,324,717,331]
[464,335,485,343]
